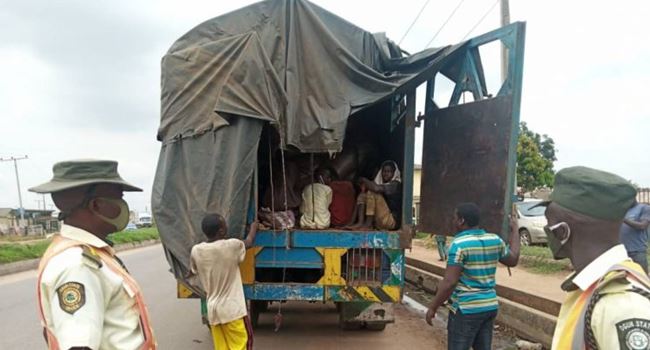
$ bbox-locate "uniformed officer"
[537,166,650,350]
[30,159,156,350]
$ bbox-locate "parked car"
[125,222,138,231]
[515,200,548,245]
[137,214,152,228]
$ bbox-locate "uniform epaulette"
[81,245,103,269]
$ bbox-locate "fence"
[639,188,650,204]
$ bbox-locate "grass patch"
[108,228,159,244]
[520,245,554,259]
[520,257,570,274]
[0,239,52,264]
[0,228,159,264]
[415,232,430,239]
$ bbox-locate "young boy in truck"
[190,214,257,350]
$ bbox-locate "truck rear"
[152,0,525,330]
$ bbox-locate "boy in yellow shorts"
[190,213,257,349]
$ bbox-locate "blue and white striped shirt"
[447,228,509,314]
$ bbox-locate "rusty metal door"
[418,95,515,236]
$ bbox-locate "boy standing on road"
[425,203,520,350]
[190,214,257,350]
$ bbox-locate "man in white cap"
[31,159,156,350]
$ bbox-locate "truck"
[152,0,525,330]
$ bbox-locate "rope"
[423,0,467,49]
[461,0,499,41]
[310,153,315,223]
[274,136,291,332]
[398,0,431,45]
[584,286,650,349]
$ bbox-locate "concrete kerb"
[0,239,161,277]
[404,264,556,349]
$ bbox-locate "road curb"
[0,239,161,277]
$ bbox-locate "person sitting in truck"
[347,160,402,230]
[299,167,333,229]
[189,214,256,350]
[328,168,357,228]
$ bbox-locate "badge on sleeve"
[56,282,86,315]
[616,318,650,350]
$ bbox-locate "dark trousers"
[629,251,649,274]
[447,309,497,350]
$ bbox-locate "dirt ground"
[254,299,517,350]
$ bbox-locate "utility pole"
[0,156,28,223]
[500,0,510,83]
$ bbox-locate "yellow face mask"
[90,197,130,232]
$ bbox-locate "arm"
[425,265,462,325]
[360,178,383,193]
[624,218,649,231]
[243,221,258,249]
[44,259,104,350]
[499,215,520,267]
[623,205,650,231]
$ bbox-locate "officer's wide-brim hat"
[29,159,142,194]
[532,166,636,221]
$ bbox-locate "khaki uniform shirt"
[190,239,247,325]
[39,225,145,350]
[552,245,650,350]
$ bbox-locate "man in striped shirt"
[426,203,520,350]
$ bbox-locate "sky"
[1,0,648,215]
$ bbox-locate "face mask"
[90,197,130,232]
[544,222,571,260]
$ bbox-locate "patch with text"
[616,318,650,350]
[56,282,85,315]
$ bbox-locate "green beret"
[29,159,142,193]
[548,166,636,221]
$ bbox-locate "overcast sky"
[1,0,648,214]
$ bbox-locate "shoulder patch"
[616,318,650,350]
[56,282,86,315]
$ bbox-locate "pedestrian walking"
[537,166,650,349]
[434,234,448,261]
[425,203,520,350]
[620,199,650,273]
[189,213,257,350]
[31,159,156,349]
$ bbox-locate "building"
[0,208,59,235]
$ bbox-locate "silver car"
[515,200,548,245]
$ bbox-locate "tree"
[517,122,557,192]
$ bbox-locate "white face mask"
[90,197,130,232]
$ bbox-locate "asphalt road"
[0,244,465,349]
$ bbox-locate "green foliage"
[0,228,160,264]
[0,240,52,264]
[107,228,160,244]
[517,122,557,192]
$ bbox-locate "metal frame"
[420,22,526,236]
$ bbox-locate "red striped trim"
[243,316,254,350]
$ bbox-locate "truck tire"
[249,300,267,329]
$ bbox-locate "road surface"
[0,244,503,349]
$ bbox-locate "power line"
[423,0,467,49]
[461,0,500,41]
[398,0,431,45]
